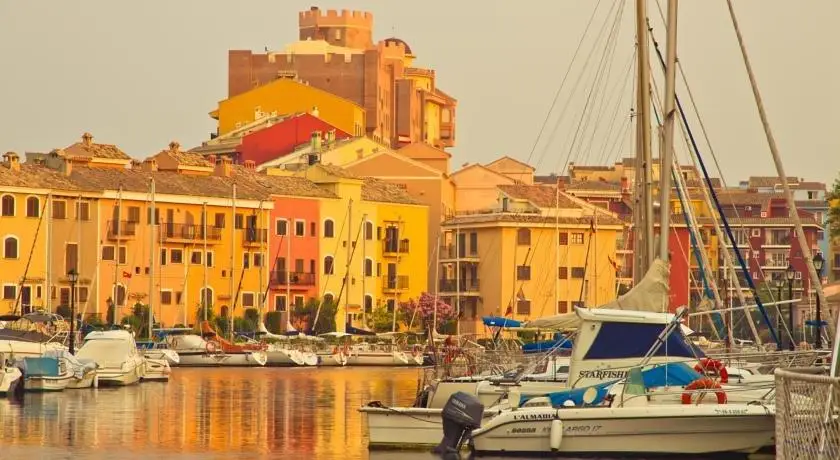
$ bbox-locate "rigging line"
[595,74,635,166]
[311,201,351,328]
[260,233,285,311]
[592,51,637,165]
[524,0,605,167]
[532,0,623,171]
[317,215,365,332]
[12,196,49,315]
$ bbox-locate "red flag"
[504,305,513,317]
[122,271,132,279]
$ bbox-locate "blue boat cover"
[522,338,573,354]
[23,357,60,377]
[482,316,521,328]
[584,321,705,360]
[345,324,377,336]
[529,381,614,407]
[641,362,702,388]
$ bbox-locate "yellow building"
[211,78,366,137]
[439,184,623,335]
[258,135,387,171]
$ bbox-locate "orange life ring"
[205,341,217,354]
[332,345,339,355]
[681,377,727,405]
[694,358,729,384]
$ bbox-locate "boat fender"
[205,341,217,354]
[694,358,729,384]
[681,377,727,405]
[549,419,563,451]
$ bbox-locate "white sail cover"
[526,259,671,330]
[257,322,289,341]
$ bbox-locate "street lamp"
[813,253,825,349]
[67,269,79,354]
[786,264,796,351]
[775,278,785,351]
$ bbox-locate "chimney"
[207,154,217,165]
[214,156,233,177]
[243,160,256,171]
[82,132,93,146]
[142,158,158,172]
[620,176,630,199]
[2,151,20,172]
[311,130,322,151]
[64,158,73,176]
[168,141,181,153]
[310,106,320,118]
[130,159,143,170]
[557,177,565,191]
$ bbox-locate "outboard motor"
[434,391,484,458]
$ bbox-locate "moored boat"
[22,356,74,392]
[76,330,145,386]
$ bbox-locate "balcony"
[382,275,410,292]
[242,228,268,247]
[763,236,792,248]
[383,239,410,257]
[161,223,222,243]
[270,271,316,289]
[762,257,790,270]
[438,278,480,295]
[107,220,137,240]
[439,244,480,262]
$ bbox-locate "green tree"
[370,305,402,333]
[828,174,840,240]
[292,297,337,334]
[265,311,283,333]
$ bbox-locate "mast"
[286,214,291,320]
[361,214,367,327]
[455,223,460,336]
[229,183,236,341]
[658,0,678,261]
[555,184,560,312]
[46,193,52,312]
[113,186,123,324]
[148,179,156,339]
[342,198,352,333]
[202,201,208,322]
[634,0,654,282]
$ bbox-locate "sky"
[0,0,838,185]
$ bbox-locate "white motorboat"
[266,344,306,366]
[0,313,68,359]
[0,352,23,395]
[43,349,98,389]
[316,349,349,366]
[22,356,74,392]
[142,356,171,382]
[166,333,267,367]
[76,330,145,386]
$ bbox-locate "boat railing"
[775,367,840,459]
[706,349,831,372]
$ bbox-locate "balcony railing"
[243,228,268,246]
[764,235,792,246]
[382,275,409,291]
[162,223,222,241]
[383,239,410,255]
[439,278,480,293]
[439,244,479,260]
[107,220,136,239]
[270,271,316,287]
[763,258,790,269]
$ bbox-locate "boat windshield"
[77,339,133,363]
[584,322,704,360]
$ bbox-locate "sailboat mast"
[343,199,352,333]
[148,178,156,339]
[634,0,654,282]
[455,222,461,336]
[202,201,208,322]
[113,186,123,324]
[230,183,237,341]
[46,192,52,313]
[658,0,678,261]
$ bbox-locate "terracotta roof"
[498,184,580,209]
[315,163,360,179]
[485,156,535,172]
[60,133,131,161]
[696,216,822,227]
[361,178,420,205]
[534,174,570,185]
[716,191,782,207]
[0,162,80,191]
[154,142,213,168]
[442,212,623,227]
[237,169,338,199]
[748,176,799,188]
[789,181,826,190]
[566,180,621,191]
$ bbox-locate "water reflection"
[0,367,421,459]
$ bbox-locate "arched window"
[323,255,334,275]
[364,258,373,277]
[200,287,214,308]
[364,294,373,313]
[3,236,18,259]
[323,219,335,238]
[516,228,531,246]
[364,221,374,240]
[26,197,40,218]
[220,305,229,318]
[1,195,15,217]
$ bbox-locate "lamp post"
[67,269,79,354]
[775,278,785,351]
[813,253,825,349]
[786,264,796,351]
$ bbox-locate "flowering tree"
[400,292,456,330]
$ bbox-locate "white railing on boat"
[775,367,840,460]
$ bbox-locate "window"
[118,247,127,264]
[557,301,569,314]
[1,195,14,216]
[469,232,478,255]
[310,222,316,236]
[309,259,316,274]
[160,291,173,305]
[275,295,287,312]
[253,253,262,267]
[160,248,167,265]
[78,287,89,303]
[294,258,304,273]
[275,219,288,236]
[235,213,244,229]
[558,267,568,279]
[242,292,255,307]
[571,267,586,279]
[294,295,304,309]
[102,246,115,261]
[294,220,305,237]
[2,285,15,300]
[215,213,225,229]
[324,256,334,275]
[75,202,90,221]
[3,236,18,259]
[516,228,531,245]
[558,232,569,245]
[127,206,140,223]
[571,233,584,244]
[751,228,760,237]
[386,298,395,313]
[26,197,39,218]
[65,243,78,274]
[243,253,250,268]
[365,221,374,240]
[52,200,66,219]
[376,262,381,276]
[191,251,202,264]
[206,251,214,267]
[59,287,70,306]
[516,299,531,315]
[364,258,373,277]
[364,295,373,313]
[114,285,127,307]
[323,219,335,238]
[516,265,531,280]
[170,249,183,264]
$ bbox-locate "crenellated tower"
[298,6,374,49]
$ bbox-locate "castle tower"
[298,6,374,49]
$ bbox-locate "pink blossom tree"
[400,292,456,329]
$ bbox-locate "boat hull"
[24,373,74,392]
[176,351,267,367]
[66,370,97,389]
[470,406,775,455]
[97,362,143,386]
[0,367,22,395]
[266,349,304,367]
[142,357,171,382]
[348,351,421,366]
[361,406,498,449]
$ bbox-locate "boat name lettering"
[578,370,627,379]
[510,427,537,434]
[714,408,748,415]
[565,424,602,433]
[512,413,555,421]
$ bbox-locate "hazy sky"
[1,1,838,185]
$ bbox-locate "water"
[0,367,433,460]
